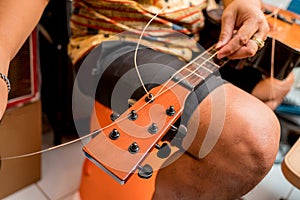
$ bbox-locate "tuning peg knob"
[110,112,120,121]
[109,129,120,140]
[177,124,188,138]
[145,93,154,103]
[148,123,158,134]
[171,124,188,148]
[138,164,153,179]
[128,142,140,154]
[155,143,171,158]
[129,110,138,120]
[166,106,175,116]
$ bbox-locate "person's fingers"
[217,19,257,59]
[225,39,258,59]
[228,19,269,59]
[217,8,269,60]
[215,11,236,49]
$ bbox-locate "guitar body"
[200,4,300,80]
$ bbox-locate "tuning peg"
[171,124,188,148]
[155,143,171,158]
[177,124,188,138]
[128,142,140,154]
[138,164,153,179]
[148,123,158,134]
[128,110,138,120]
[110,112,120,121]
[145,93,154,103]
[166,106,175,116]
[109,129,120,140]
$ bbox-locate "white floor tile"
[58,191,81,200]
[37,140,85,200]
[3,184,48,200]
[244,164,300,200]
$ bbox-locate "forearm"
[222,0,262,8]
[0,0,49,75]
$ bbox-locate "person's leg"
[251,72,295,110]
[219,64,295,111]
[153,83,280,200]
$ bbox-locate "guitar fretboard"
[172,47,228,90]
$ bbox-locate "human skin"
[153,83,280,200]
[0,0,49,119]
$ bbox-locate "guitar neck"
[172,46,228,90]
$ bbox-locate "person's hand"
[216,0,269,59]
[0,78,8,120]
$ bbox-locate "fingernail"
[217,53,224,59]
[215,41,223,49]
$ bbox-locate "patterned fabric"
[68,0,207,64]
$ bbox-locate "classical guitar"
[200,3,300,80]
[82,46,227,184]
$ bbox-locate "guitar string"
[1,13,220,162]
[153,49,220,100]
[264,4,283,104]
[0,3,170,161]
[133,4,168,96]
[1,4,281,161]
[269,12,277,103]
[154,46,221,98]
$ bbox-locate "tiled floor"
[3,127,300,200]
[3,131,85,200]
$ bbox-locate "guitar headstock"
[83,83,191,184]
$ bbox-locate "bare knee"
[153,84,281,199]
[213,84,280,189]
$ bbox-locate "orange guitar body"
[79,102,157,200]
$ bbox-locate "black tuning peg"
[177,124,188,138]
[128,110,138,120]
[166,106,175,116]
[171,124,188,148]
[148,123,158,134]
[145,93,154,103]
[155,143,171,158]
[110,112,120,121]
[128,142,140,154]
[138,164,153,179]
[109,129,120,140]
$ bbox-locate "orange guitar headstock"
[83,83,191,184]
